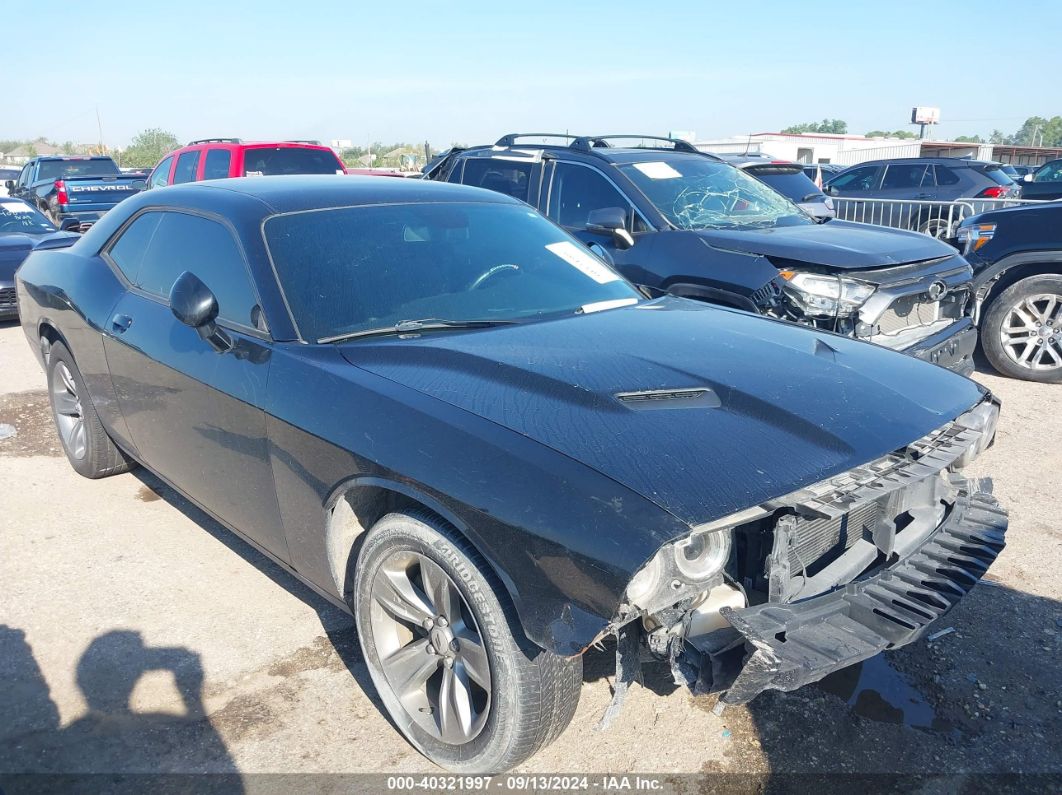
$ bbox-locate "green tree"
[954,135,984,144]
[120,128,180,168]
[782,119,848,135]
[865,129,918,139]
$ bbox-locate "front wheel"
[353,511,582,772]
[981,274,1062,382]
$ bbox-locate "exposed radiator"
[789,501,880,572]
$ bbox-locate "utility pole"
[95,106,105,154]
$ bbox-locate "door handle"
[110,314,133,334]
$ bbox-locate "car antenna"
[743,133,752,156]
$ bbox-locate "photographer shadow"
[0,625,242,790]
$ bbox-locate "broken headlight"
[625,507,765,612]
[780,271,875,318]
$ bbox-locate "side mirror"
[59,217,81,233]
[824,184,838,196]
[1023,173,1034,183]
[169,271,232,352]
[4,180,14,191]
[586,206,635,250]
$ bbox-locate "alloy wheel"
[369,551,492,745]
[999,293,1062,372]
[51,361,87,460]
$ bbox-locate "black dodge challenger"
[15,176,1007,772]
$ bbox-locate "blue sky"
[7,1,1058,148]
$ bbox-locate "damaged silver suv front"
[606,398,1007,716]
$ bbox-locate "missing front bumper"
[677,483,1007,707]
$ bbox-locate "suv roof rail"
[495,133,579,147]
[187,138,242,145]
[286,139,322,145]
[572,135,701,154]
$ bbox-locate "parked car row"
[15,173,1009,773]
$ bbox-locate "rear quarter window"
[107,212,165,283]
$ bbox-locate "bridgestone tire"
[353,511,582,772]
[46,341,136,478]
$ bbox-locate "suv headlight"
[779,271,875,317]
[956,222,996,256]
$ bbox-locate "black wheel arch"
[975,252,1062,317]
[327,476,529,643]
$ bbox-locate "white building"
[694,132,1062,168]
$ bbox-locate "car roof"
[33,155,114,161]
[148,174,522,215]
[851,157,997,167]
[715,154,802,169]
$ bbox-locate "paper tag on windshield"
[633,161,681,180]
[546,241,620,284]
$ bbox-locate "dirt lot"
[1,317,1060,789]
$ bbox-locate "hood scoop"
[615,387,721,411]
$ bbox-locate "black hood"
[0,232,78,282]
[341,298,985,526]
[693,220,954,270]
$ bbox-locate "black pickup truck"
[5,156,145,232]
[1015,159,1062,200]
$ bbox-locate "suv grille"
[876,290,965,335]
[0,287,16,310]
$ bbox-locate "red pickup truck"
[147,138,346,188]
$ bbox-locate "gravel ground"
[0,317,1059,790]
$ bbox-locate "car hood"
[340,298,985,526]
[0,232,76,281]
[692,219,952,270]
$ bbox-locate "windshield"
[619,159,812,230]
[37,159,120,181]
[0,199,55,234]
[745,167,825,203]
[264,202,641,342]
[242,147,343,176]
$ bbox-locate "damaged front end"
[767,256,978,373]
[605,398,1007,716]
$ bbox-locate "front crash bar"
[689,484,1007,707]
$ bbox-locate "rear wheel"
[46,341,136,477]
[918,217,954,240]
[981,274,1062,382]
[353,511,582,772]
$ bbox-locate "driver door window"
[548,162,635,230]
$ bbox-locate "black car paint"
[16,176,987,656]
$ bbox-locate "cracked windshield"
[621,158,812,230]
